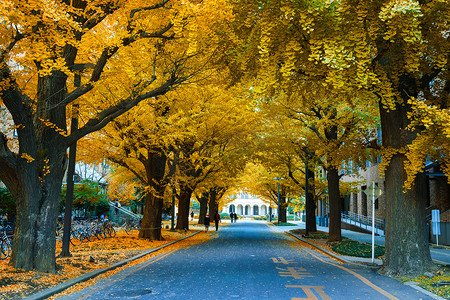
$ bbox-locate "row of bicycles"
[56,218,142,246]
[0,217,142,259]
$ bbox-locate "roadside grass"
[272,222,298,226]
[331,239,385,258]
[400,268,450,299]
[290,229,384,258]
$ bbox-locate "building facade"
[221,193,275,217]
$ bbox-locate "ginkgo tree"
[79,97,182,241]
[0,0,233,272]
[171,82,259,230]
[270,83,380,242]
[219,0,449,276]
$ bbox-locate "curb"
[25,231,201,300]
[287,232,446,300]
[404,282,446,300]
[286,231,355,265]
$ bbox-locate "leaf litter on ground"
[0,222,213,300]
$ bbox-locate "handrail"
[109,201,142,219]
[341,211,385,235]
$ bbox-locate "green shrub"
[220,213,230,219]
[0,187,16,219]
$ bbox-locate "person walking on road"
[204,214,210,232]
[230,212,234,223]
[214,212,221,231]
[234,213,238,223]
[190,211,194,221]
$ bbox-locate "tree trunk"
[1,70,69,273]
[208,188,219,218]
[279,194,287,223]
[379,103,433,276]
[198,192,209,225]
[176,185,193,230]
[327,166,342,243]
[306,169,317,233]
[8,152,66,273]
[139,150,167,240]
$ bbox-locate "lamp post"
[274,177,285,224]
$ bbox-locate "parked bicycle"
[0,224,12,260]
[122,219,141,234]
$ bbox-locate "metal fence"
[341,211,385,236]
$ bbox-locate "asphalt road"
[59,221,436,300]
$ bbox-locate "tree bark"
[327,166,342,243]
[306,169,317,233]
[197,192,209,225]
[379,103,433,276]
[2,70,69,273]
[139,150,167,240]
[176,185,193,230]
[208,188,219,218]
[279,194,287,223]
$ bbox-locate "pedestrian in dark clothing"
[204,214,210,232]
[190,211,194,221]
[230,212,234,223]
[234,213,238,222]
[214,212,221,231]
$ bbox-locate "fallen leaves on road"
[0,224,212,300]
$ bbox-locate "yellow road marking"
[286,285,331,300]
[299,246,399,300]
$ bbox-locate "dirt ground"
[0,223,210,300]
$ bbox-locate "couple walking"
[204,212,221,231]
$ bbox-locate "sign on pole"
[432,209,440,246]
[363,182,383,264]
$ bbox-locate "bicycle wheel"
[124,224,132,234]
[0,240,9,259]
[95,229,106,240]
[70,230,83,246]
[109,227,116,237]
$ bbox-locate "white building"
[221,193,275,217]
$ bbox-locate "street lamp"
[274,177,285,224]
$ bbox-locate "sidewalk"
[271,220,450,266]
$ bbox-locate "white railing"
[108,201,142,222]
[341,211,385,236]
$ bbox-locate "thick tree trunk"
[139,192,164,240]
[8,152,66,273]
[208,189,219,218]
[176,185,193,230]
[1,70,69,273]
[327,166,342,242]
[197,192,209,225]
[379,103,433,276]
[279,195,287,223]
[306,169,317,233]
[139,151,167,240]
